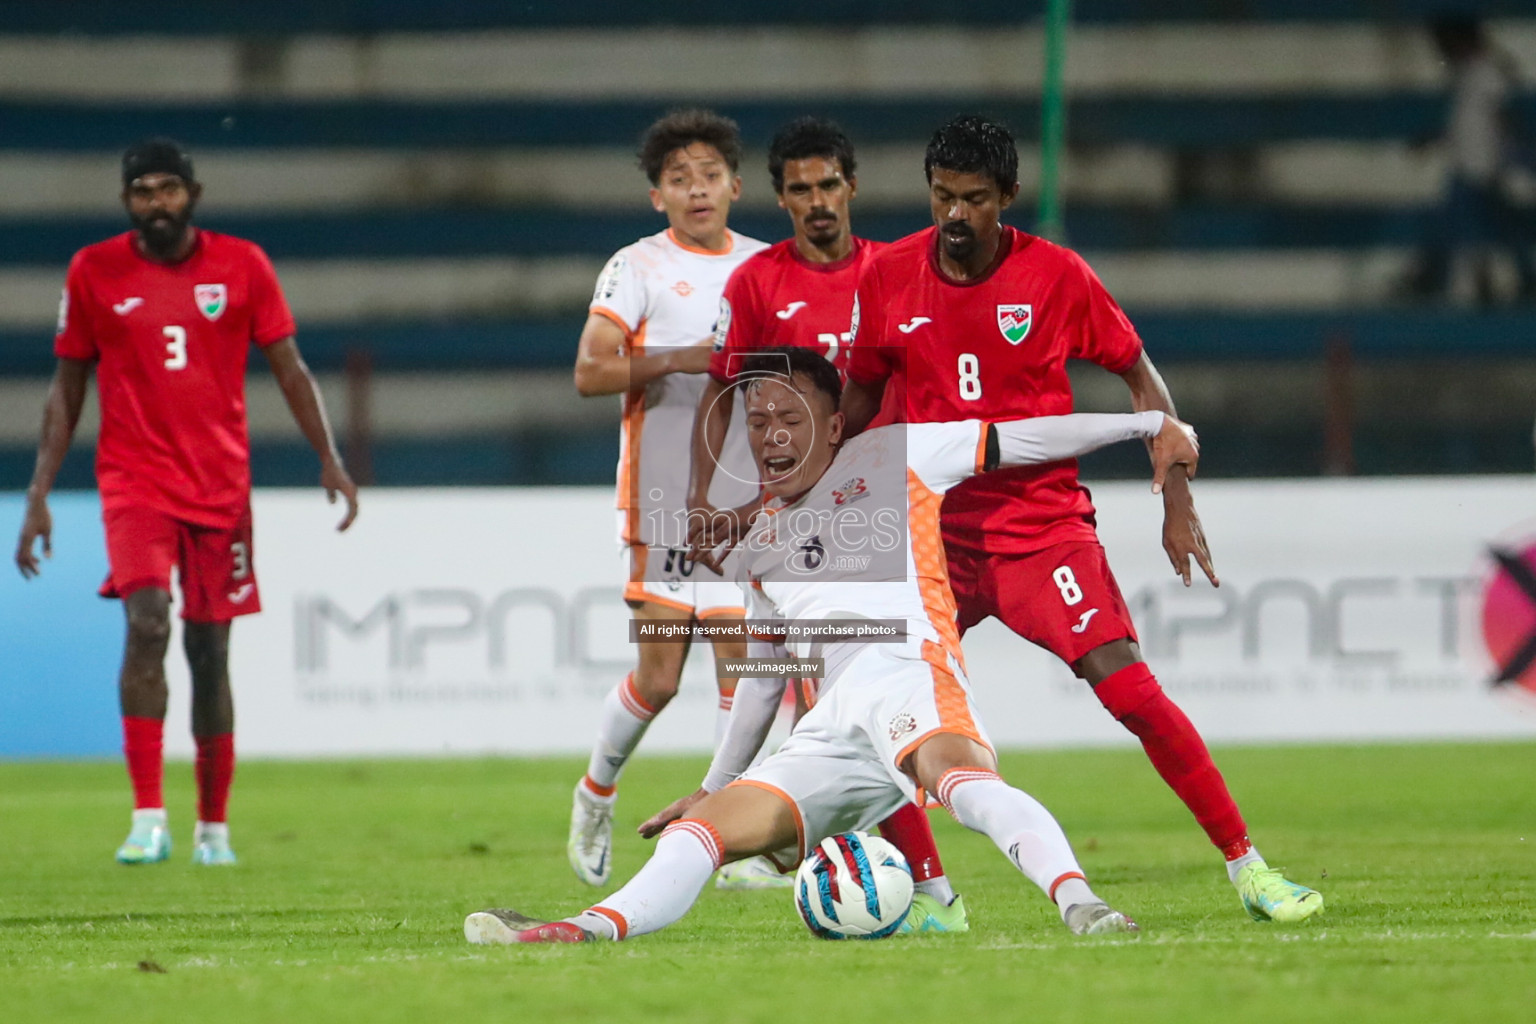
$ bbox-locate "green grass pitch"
[2,742,1533,1023]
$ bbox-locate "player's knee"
[631,670,680,709]
[124,599,171,652]
[907,734,998,795]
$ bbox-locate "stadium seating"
[2,6,1533,483]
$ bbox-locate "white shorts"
[623,544,744,618]
[731,637,993,871]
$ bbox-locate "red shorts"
[946,538,1137,668]
[99,505,260,622]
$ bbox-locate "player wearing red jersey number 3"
[14,138,358,867]
[841,117,1321,924]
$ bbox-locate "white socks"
[1226,846,1266,885]
[567,819,723,940]
[915,875,957,905]
[193,821,228,844]
[584,673,656,791]
[936,768,1102,923]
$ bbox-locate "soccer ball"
[793,831,913,939]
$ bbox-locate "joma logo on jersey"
[997,304,1032,345]
[195,283,227,321]
[832,478,869,506]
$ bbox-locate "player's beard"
[940,221,978,263]
[803,209,840,247]
[131,206,195,260]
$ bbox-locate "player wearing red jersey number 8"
[840,116,1321,924]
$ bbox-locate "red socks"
[123,716,164,809]
[194,733,235,823]
[1093,663,1249,853]
[877,801,946,882]
[125,718,236,823]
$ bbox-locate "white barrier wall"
[160,479,1536,758]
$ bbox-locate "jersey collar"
[926,225,1020,287]
[788,236,864,273]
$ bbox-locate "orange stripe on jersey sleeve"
[591,306,634,340]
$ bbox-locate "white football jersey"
[733,422,984,661]
[731,412,1165,669]
[591,228,769,547]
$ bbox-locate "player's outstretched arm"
[573,314,712,397]
[16,358,90,578]
[989,411,1169,470]
[263,338,358,532]
[1117,352,1218,587]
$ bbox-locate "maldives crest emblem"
[997,304,1032,345]
[194,283,227,321]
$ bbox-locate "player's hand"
[667,343,713,376]
[1150,414,1199,495]
[687,499,759,569]
[685,501,721,550]
[321,458,359,532]
[638,788,708,839]
[1159,472,1219,588]
[14,495,52,579]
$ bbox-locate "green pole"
[1038,0,1072,242]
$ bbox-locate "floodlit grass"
[2,743,1533,1023]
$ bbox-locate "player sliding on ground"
[689,117,965,933]
[465,347,1195,943]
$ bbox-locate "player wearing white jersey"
[466,348,1200,944]
[566,110,772,890]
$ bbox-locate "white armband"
[994,411,1163,467]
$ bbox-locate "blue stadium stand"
[4,1,1531,32]
[8,95,1529,151]
[0,205,1467,266]
[2,4,1532,484]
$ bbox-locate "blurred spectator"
[1404,15,1534,305]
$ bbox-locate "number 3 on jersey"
[958,352,982,400]
[163,325,187,370]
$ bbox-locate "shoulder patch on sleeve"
[712,296,732,351]
[594,252,628,304]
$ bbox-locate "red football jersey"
[708,236,883,381]
[54,230,296,528]
[845,225,1144,556]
